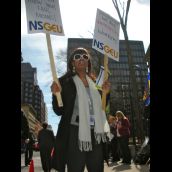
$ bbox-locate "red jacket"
[118,118,130,137]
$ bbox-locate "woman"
[116,111,131,164]
[108,115,120,162]
[51,47,110,172]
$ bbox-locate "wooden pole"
[102,54,108,111]
[46,33,63,107]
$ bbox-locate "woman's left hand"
[102,80,111,93]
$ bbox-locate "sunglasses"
[73,54,89,61]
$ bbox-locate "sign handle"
[46,33,63,107]
[102,54,109,111]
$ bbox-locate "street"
[21,151,149,172]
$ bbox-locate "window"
[136,77,141,82]
[135,70,140,76]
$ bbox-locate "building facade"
[21,63,38,86]
[21,62,47,125]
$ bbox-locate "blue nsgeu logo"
[93,39,119,58]
[29,20,63,33]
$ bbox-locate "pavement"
[21,151,150,172]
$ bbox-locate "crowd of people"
[108,111,131,164]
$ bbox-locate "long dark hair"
[63,47,92,79]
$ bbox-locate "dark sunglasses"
[73,54,89,61]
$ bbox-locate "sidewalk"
[21,151,149,172]
[103,161,149,172]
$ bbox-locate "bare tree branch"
[55,49,67,63]
[78,34,84,38]
[112,0,124,27]
[125,0,131,28]
[88,30,94,36]
[112,0,117,8]
[118,0,123,9]
[122,1,125,20]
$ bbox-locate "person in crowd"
[116,111,131,164]
[51,47,110,172]
[21,111,29,154]
[38,121,55,172]
[25,130,34,166]
[109,115,120,162]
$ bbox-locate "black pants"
[40,148,52,172]
[111,137,120,161]
[25,145,33,165]
[118,137,131,163]
[67,125,104,172]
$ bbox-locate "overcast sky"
[21,0,150,135]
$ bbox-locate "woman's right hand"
[51,81,61,95]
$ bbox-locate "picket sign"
[102,54,109,111]
[46,33,63,107]
[24,0,64,107]
[92,9,120,111]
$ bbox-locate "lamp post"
[129,82,136,146]
[133,64,144,142]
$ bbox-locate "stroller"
[134,136,150,165]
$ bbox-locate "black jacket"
[38,128,55,150]
[51,75,77,170]
[26,132,35,148]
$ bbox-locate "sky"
[21,0,150,135]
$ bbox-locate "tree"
[55,48,67,77]
[112,0,144,143]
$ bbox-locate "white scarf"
[73,75,110,151]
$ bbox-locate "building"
[67,38,148,140]
[145,44,150,69]
[21,61,47,126]
[33,85,45,123]
[21,62,38,86]
[44,102,48,122]
[21,52,23,62]
[21,81,34,106]
[21,104,42,137]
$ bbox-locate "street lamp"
[128,82,136,146]
[133,64,145,142]
[134,65,145,99]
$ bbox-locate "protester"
[108,115,120,162]
[116,111,131,164]
[51,47,110,172]
[21,111,29,154]
[38,122,55,172]
[25,131,34,166]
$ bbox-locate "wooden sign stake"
[46,33,63,107]
[102,54,109,111]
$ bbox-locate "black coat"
[51,75,77,170]
[38,128,55,171]
[25,132,35,149]
[38,128,55,150]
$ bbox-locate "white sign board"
[92,9,120,61]
[96,66,104,88]
[25,0,64,36]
